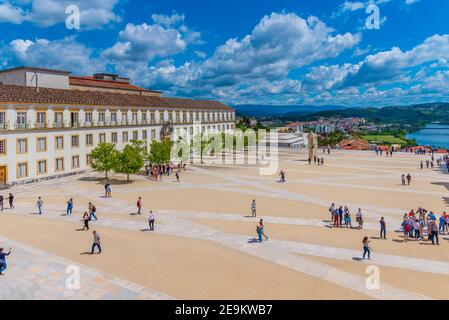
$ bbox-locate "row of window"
[17,155,91,178]
[0,130,157,155]
[0,110,234,127]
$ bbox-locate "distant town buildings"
[287,117,368,134]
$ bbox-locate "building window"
[98,112,105,123]
[150,112,155,122]
[55,158,64,172]
[17,162,28,178]
[0,112,5,128]
[133,131,138,140]
[37,160,47,175]
[70,112,79,127]
[110,113,117,123]
[85,112,93,124]
[99,133,106,143]
[36,112,46,128]
[55,136,64,150]
[142,130,148,140]
[71,155,80,169]
[111,132,118,143]
[16,112,27,129]
[71,135,79,148]
[86,154,93,165]
[54,112,63,127]
[141,113,147,123]
[123,131,129,143]
[0,140,6,155]
[17,138,27,153]
[36,137,47,152]
[151,129,156,141]
[85,134,93,146]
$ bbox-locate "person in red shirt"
[137,197,142,215]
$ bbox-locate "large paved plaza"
[1,149,449,300]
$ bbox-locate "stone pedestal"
[308,133,318,161]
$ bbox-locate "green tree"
[148,140,172,164]
[114,144,145,182]
[90,143,118,179]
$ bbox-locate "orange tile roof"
[0,84,233,111]
[69,76,159,93]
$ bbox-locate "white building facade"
[0,67,235,187]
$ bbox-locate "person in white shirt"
[251,200,257,218]
[148,211,155,231]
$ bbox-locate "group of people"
[401,208,448,245]
[0,193,14,211]
[145,162,186,182]
[401,174,412,186]
[329,203,364,230]
[81,202,98,230]
[309,156,325,166]
[375,147,396,157]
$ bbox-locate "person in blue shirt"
[0,247,12,275]
[439,214,446,234]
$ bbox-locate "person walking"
[401,174,406,186]
[0,247,12,275]
[91,231,102,254]
[257,219,269,242]
[362,237,371,260]
[148,211,155,231]
[175,170,180,182]
[8,193,14,209]
[380,217,387,239]
[82,212,90,231]
[0,194,3,211]
[137,197,142,215]
[406,174,412,186]
[279,170,286,183]
[90,204,97,221]
[251,200,257,218]
[66,198,74,216]
[36,197,43,215]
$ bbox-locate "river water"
[406,124,449,149]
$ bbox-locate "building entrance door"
[0,166,6,189]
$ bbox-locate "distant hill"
[234,104,347,117]
[294,102,449,128]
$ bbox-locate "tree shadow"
[77,177,133,186]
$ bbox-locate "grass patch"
[361,135,408,145]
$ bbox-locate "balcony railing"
[14,121,31,130]
[0,122,8,130]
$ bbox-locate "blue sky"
[0,0,448,107]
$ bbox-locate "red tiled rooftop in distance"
[69,76,158,93]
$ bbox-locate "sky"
[0,0,448,107]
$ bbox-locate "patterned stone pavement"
[1,151,449,299]
[0,236,173,300]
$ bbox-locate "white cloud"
[103,13,200,63]
[8,36,102,74]
[0,2,26,24]
[135,12,360,100]
[0,0,121,29]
